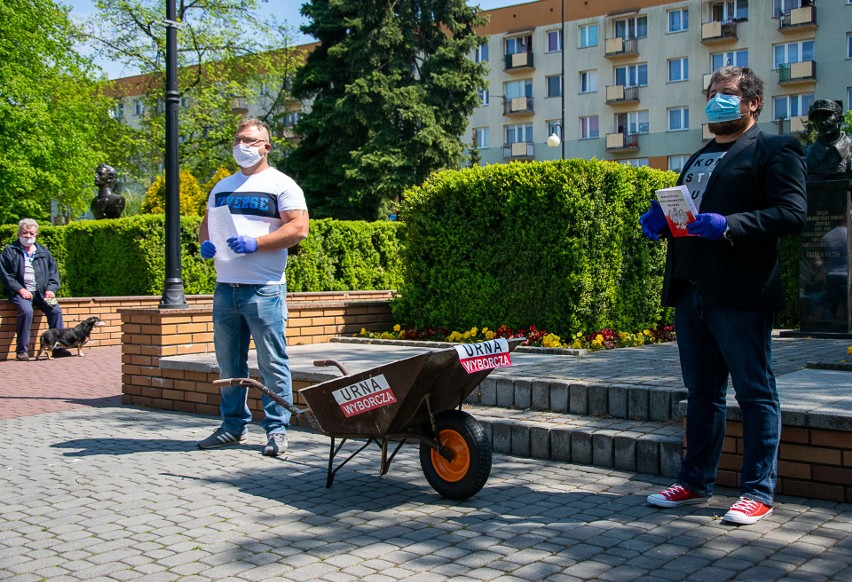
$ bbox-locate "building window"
[614,16,647,40]
[504,79,532,99]
[848,32,852,59]
[580,116,599,139]
[773,0,804,17]
[615,63,648,88]
[546,75,562,98]
[669,155,690,174]
[547,30,563,53]
[773,93,814,120]
[473,127,489,149]
[711,1,748,22]
[475,42,489,63]
[668,107,690,131]
[112,102,124,120]
[711,49,748,71]
[134,99,144,116]
[505,36,531,55]
[506,123,533,144]
[284,111,301,127]
[621,159,649,168]
[668,58,688,82]
[578,23,598,48]
[773,40,814,69]
[547,120,563,140]
[667,8,688,32]
[580,70,598,93]
[478,88,489,106]
[616,110,649,135]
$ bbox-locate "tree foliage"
[285,0,488,220]
[0,0,121,224]
[141,170,206,216]
[82,0,303,186]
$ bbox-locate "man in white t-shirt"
[197,118,309,457]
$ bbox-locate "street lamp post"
[159,0,188,308]
[547,0,566,159]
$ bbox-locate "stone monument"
[798,100,852,335]
[90,164,126,219]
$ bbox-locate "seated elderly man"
[0,218,69,361]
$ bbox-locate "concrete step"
[468,405,682,478]
[468,376,688,422]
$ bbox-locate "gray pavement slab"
[1,404,850,581]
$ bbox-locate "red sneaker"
[647,483,708,508]
[724,497,773,524]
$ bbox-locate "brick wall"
[1,290,393,359]
[687,418,852,503]
[119,294,395,418]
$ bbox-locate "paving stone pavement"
[2,347,852,581]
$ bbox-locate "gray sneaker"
[197,427,247,449]
[263,433,288,457]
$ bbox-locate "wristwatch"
[723,225,734,244]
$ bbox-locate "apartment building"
[469,0,851,172]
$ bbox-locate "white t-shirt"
[207,167,307,285]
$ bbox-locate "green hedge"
[394,160,668,334]
[2,216,402,297]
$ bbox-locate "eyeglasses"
[233,137,267,146]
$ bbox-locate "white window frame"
[506,123,533,144]
[614,16,648,40]
[547,120,563,140]
[504,79,533,99]
[711,49,748,70]
[614,63,648,88]
[478,88,489,106]
[848,32,852,59]
[580,115,599,139]
[546,29,563,53]
[667,8,688,33]
[668,155,690,174]
[773,40,814,69]
[773,0,803,18]
[473,127,489,149]
[668,107,690,131]
[616,110,649,135]
[668,57,688,82]
[621,158,649,168]
[134,99,144,116]
[505,35,531,55]
[773,93,814,120]
[711,1,748,22]
[580,70,598,93]
[578,23,598,48]
[475,42,489,63]
[546,75,562,98]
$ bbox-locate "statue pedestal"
[792,179,852,338]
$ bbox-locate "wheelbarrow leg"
[326,437,376,488]
[379,438,408,476]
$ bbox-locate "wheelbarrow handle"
[312,359,350,376]
[212,377,319,430]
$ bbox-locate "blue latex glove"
[639,200,667,241]
[227,235,258,254]
[686,213,727,240]
[200,240,217,259]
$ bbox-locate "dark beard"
[708,114,750,137]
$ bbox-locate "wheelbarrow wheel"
[419,410,492,500]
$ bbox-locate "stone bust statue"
[805,99,852,180]
[90,164,126,219]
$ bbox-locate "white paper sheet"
[207,205,240,261]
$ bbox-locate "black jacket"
[0,241,61,299]
[662,124,808,309]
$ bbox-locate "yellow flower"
[485,330,495,340]
[393,324,401,332]
[595,334,604,343]
[572,339,582,349]
[360,328,367,335]
[470,327,478,336]
[847,346,852,355]
[462,331,471,340]
[482,327,489,334]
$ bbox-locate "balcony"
[778,60,816,86]
[775,116,808,136]
[605,85,640,106]
[503,141,535,161]
[502,96,534,116]
[605,133,640,152]
[701,20,738,44]
[779,5,817,33]
[504,51,534,72]
[604,37,639,60]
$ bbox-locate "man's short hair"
[236,118,271,141]
[18,218,38,233]
[707,66,764,119]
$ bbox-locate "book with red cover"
[655,185,698,237]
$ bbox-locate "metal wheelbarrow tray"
[214,338,523,500]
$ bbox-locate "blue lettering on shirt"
[213,192,279,218]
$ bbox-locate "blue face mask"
[705,94,742,123]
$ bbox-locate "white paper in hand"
[207,205,240,261]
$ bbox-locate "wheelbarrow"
[213,337,523,500]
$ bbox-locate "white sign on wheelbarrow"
[454,338,512,374]
[332,374,398,418]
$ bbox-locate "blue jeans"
[674,284,780,506]
[10,292,63,355]
[213,283,291,436]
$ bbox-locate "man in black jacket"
[639,67,807,525]
[0,218,66,361]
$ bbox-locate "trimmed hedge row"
[0,216,402,297]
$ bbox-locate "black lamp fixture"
[547,0,566,160]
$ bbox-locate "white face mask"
[232,143,264,168]
[19,236,36,247]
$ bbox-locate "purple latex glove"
[686,213,727,240]
[227,235,258,254]
[200,240,217,259]
[639,200,667,241]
